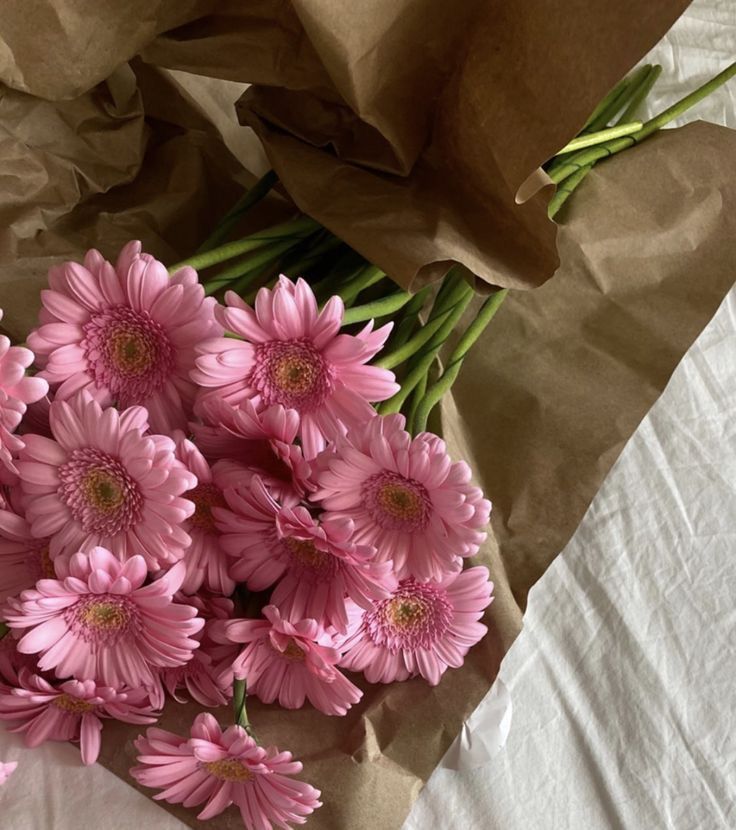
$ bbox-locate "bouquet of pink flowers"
[0,60,733,829]
[0,236,495,828]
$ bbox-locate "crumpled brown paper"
[4,4,736,830]
[145,0,691,290]
[94,121,736,830]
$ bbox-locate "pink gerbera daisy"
[192,276,399,458]
[192,397,312,500]
[16,395,195,568]
[0,669,158,765]
[173,433,234,595]
[2,547,203,688]
[132,712,321,829]
[0,313,49,481]
[219,605,362,716]
[339,566,493,686]
[0,499,54,602]
[315,413,491,581]
[216,477,393,632]
[27,242,221,433]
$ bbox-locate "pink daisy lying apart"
[0,761,17,785]
[314,413,491,581]
[27,242,221,433]
[132,713,321,830]
[2,547,203,688]
[192,276,399,459]
[0,669,158,765]
[17,394,195,567]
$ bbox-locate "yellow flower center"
[189,483,226,533]
[386,597,428,628]
[203,759,254,782]
[376,483,425,522]
[82,469,125,513]
[79,601,130,631]
[284,537,330,570]
[273,354,318,395]
[108,329,155,377]
[53,694,96,714]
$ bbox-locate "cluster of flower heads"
[0,242,494,828]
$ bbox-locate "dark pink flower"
[339,566,494,685]
[0,670,158,764]
[132,713,321,828]
[192,276,398,458]
[27,242,221,433]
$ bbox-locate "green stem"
[406,373,428,435]
[281,235,344,278]
[379,282,474,415]
[548,164,593,219]
[584,64,652,132]
[232,678,255,737]
[616,65,662,124]
[196,170,279,254]
[412,289,508,433]
[342,291,413,325]
[549,61,736,184]
[338,265,386,307]
[384,285,432,353]
[0,623,8,639]
[170,216,320,273]
[204,237,303,297]
[556,122,642,154]
[376,305,454,370]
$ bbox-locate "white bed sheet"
[405,3,736,827]
[0,2,734,828]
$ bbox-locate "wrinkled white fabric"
[0,2,734,828]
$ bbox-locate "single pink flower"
[0,499,54,602]
[315,414,491,581]
[220,605,362,716]
[173,433,234,595]
[132,712,321,829]
[16,394,195,568]
[192,397,312,500]
[27,242,221,433]
[0,314,49,482]
[339,566,493,685]
[0,669,158,765]
[0,761,17,784]
[192,276,399,458]
[2,547,203,688]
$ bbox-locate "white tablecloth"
[2,2,735,828]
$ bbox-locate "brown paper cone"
[144,0,692,289]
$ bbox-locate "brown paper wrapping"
[4,4,736,830]
[91,123,736,830]
[145,0,691,290]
